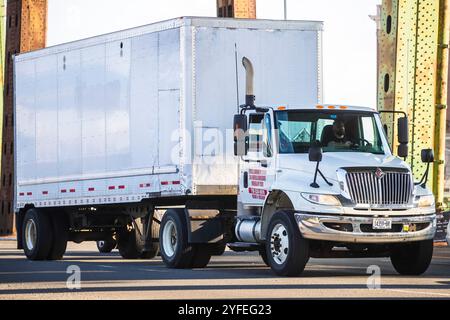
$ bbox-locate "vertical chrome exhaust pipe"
[242,57,255,107]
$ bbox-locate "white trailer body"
[14,17,323,210]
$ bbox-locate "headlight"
[301,193,341,206]
[418,194,435,208]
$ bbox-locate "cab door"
[239,112,276,206]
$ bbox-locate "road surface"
[0,240,449,299]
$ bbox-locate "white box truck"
[14,17,436,276]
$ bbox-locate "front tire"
[22,209,53,260]
[265,211,309,276]
[390,240,433,275]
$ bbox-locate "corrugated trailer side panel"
[15,27,184,209]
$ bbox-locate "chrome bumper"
[295,213,436,244]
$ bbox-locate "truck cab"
[232,58,436,276]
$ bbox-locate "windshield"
[275,110,386,154]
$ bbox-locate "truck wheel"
[97,237,117,253]
[22,209,53,260]
[47,213,69,260]
[390,240,433,275]
[159,209,196,268]
[265,211,309,276]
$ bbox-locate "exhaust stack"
[242,57,255,107]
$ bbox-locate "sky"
[47,0,381,108]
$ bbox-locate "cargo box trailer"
[14,17,323,265]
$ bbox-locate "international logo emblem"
[375,168,385,179]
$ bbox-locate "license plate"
[372,218,392,230]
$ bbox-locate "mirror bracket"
[309,146,333,188]
[310,164,333,188]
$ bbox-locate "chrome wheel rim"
[25,219,37,251]
[270,223,289,265]
[162,220,177,257]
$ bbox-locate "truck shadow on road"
[1,250,450,289]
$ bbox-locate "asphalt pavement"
[0,240,449,299]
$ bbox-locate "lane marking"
[98,265,116,269]
[386,289,450,297]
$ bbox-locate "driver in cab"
[327,119,352,148]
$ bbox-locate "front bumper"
[295,213,436,244]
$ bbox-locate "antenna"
[235,43,240,113]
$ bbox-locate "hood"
[278,152,409,182]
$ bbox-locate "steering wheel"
[350,138,372,149]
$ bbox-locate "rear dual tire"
[159,209,212,269]
[22,208,68,261]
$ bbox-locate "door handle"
[243,172,248,188]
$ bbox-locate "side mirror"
[416,148,434,187]
[309,146,323,163]
[233,114,248,156]
[397,117,409,144]
[397,143,408,158]
[421,148,434,163]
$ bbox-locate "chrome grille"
[345,170,412,206]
